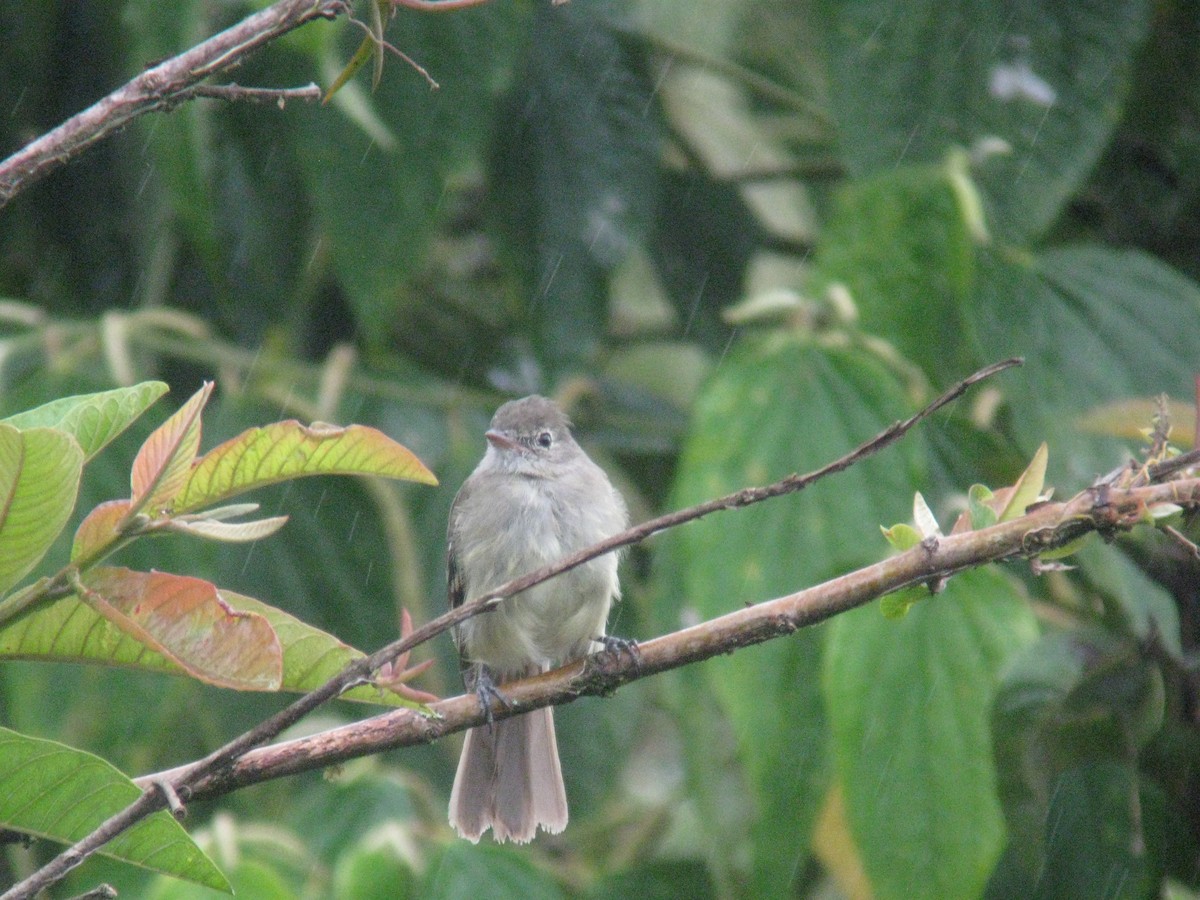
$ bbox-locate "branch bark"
[0,0,345,208]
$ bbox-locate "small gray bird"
[447,395,629,843]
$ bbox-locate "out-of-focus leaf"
[423,842,565,900]
[968,246,1200,486]
[825,567,1038,900]
[820,0,1152,240]
[991,622,1164,890]
[1,381,168,462]
[0,726,230,892]
[491,0,661,372]
[662,333,923,895]
[1076,397,1197,447]
[586,860,716,900]
[130,383,212,515]
[812,163,978,379]
[77,567,282,690]
[295,2,524,344]
[176,420,437,513]
[0,425,84,595]
[332,830,417,900]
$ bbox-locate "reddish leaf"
[78,567,282,690]
[176,420,437,513]
[71,499,133,564]
[130,382,213,516]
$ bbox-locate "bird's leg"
[464,663,513,731]
[595,634,641,667]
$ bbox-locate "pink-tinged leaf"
[0,587,424,707]
[176,421,437,513]
[129,382,213,516]
[0,425,84,595]
[78,567,282,690]
[71,499,133,564]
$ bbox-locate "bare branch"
[0,0,346,208]
[181,83,324,106]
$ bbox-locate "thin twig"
[181,83,324,105]
[0,358,1019,899]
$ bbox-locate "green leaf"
[811,163,977,379]
[824,567,1038,900]
[968,484,998,530]
[0,580,420,706]
[879,586,924,619]
[77,567,282,691]
[1,381,168,462]
[990,624,1161,897]
[130,383,212,516]
[423,842,565,900]
[881,522,922,552]
[586,860,717,900]
[176,420,437,513]
[0,726,230,892]
[491,0,661,372]
[294,2,525,344]
[968,246,1200,486]
[0,425,84,595]
[662,333,923,895]
[820,0,1152,240]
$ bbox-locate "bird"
[447,394,629,843]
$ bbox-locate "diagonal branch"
[0,0,346,208]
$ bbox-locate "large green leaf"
[820,0,1152,240]
[967,245,1200,485]
[293,2,524,345]
[0,726,230,892]
[991,622,1165,894]
[176,419,437,512]
[662,333,923,895]
[812,161,978,380]
[0,424,84,595]
[491,0,661,373]
[1,381,168,462]
[824,567,1038,900]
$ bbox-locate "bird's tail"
[449,705,567,843]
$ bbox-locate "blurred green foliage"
[3,0,1200,897]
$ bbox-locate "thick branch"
[0,0,345,207]
[142,475,1200,802]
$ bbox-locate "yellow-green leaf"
[1,382,168,462]
[0,425,84,594]
[999,442,1048,522]
[176,420,437,513]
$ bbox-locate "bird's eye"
[536,431,553,449]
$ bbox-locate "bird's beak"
[485,430,520,451]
